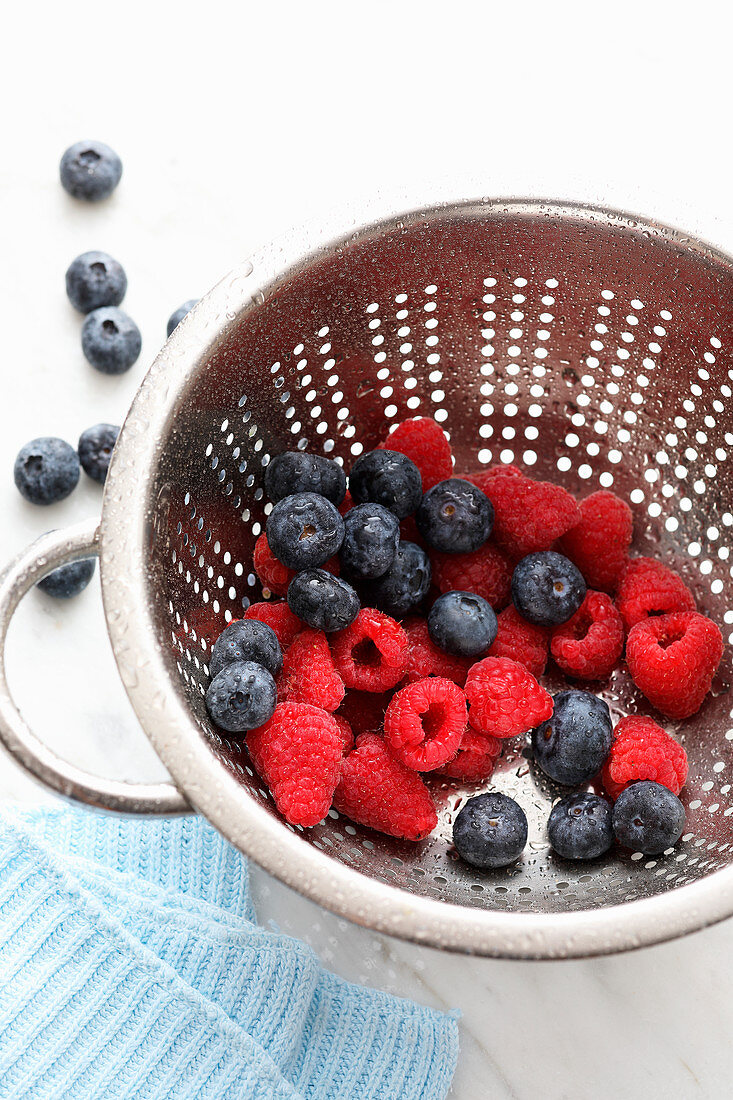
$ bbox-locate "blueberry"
[65,251,127,314]
[416,478,493,553]
[339,503,400,580]
[547,792,613,860]
[349,450,422,519]
[59,140,123,201]
[266,493,344,570]
[287,569,360,632]
[427,590,497,657]
[453,793,528,869]
[166,299,199,337]
[613,781,685,855]
[205,660,276,733]
[511,551,586,626]
[78,423,120,484]
[14,438,80,505]
[360,540,432,617]
[210,620,283,679]
[81,307,142,374]
[37,559,96,599]
[265,451,346,506]
[531,690,613,787]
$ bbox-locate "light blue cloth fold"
[0,806,458,1100]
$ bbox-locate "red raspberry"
[437,728,501,781]
[331,608,408,691]
[336,689,392,734]
[615,557,695,632]
[253,534,340,597]
[481,475,580,559]
[334,732,437,840]
[559,490,633,593]
[463,464,523,490]
[244,601,302,649]
[332,714,355,753]
[487,604,549,678]
[402,616,472,687]
[465,656,553,739]
[384,677,467,771]
[602,715,688,799]
[550,590,624,680]
[626,610,723,719]
[381,417,453,490]
[279,629,345,712]
[430,542,513,610]
[399,513,426,547]
[247,702,343,827]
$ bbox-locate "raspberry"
[430,543,512,610]
[550,590,624,680]
[481,475,580,559]
[244,601,302,649]
[437,728,501,781]
[336,690,392,735]
[381,417,453,490]
[402,616,471,687]
[278,628,345,711]
[331,608,408,691]
[254,534,340,598]
[559,490,633,593]
[602,715,688,799]
[399,514,426,547]
[487,604,549,678]
[626,610,723,719]
[384,677,467,770]
[615,556,695,633]
[463,464,523,490]
[465,656,553,739]
[332,714,355,753]
[247,702,343,827]
[334,733,437,840]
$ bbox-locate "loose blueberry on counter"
[360,540,431,618]
[287,569,360,632]
[453,792,528,869]
[531,689,613,786]
[547,791,614,860]
[612,781,685,855]
[210,620,283,679]
[65,252,127,314]
[266,492,344,570]
[416,477,493,553]
[14,437,80,505]
[166,299,199,337]
[78,423,120,483]
[265,451,346,506]
[427,590,497,657]
[59,140,123,201]
[511,550,586,626]
[348,450,422,519]
[81,307,142,374]
[37,559,96,599]
[205,660,277,733]
[339,502,400,580]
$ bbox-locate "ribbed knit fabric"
[0,806,459,1100]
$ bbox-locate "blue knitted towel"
[0,805,458,1099]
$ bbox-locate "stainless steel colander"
[1,199,732,959]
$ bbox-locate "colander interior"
[149,204,733,917]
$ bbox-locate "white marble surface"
[2,3,733,1096]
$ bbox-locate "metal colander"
[1,198,732,959]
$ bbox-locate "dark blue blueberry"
[547,792,613,860]
[266,493,344,570]
[612,781,685,855]
[416,478,493,553]
[14,438,80,505]
[205,660,276,733]
[166,299,199,337]
[65,252,127,314]
[210,620,283,679]
[287,569,360,632]
[265,451,346,506]
[511,551,586,626]
[81,307,142,374]
[78,423,120,484]
[349,450,422,519]
[360,540,431,618]
[531,690,613,786]
[59,140,123,201]
[339,503,399,580]
[427,590,497,657]
[37,559,96,599]
[453,793,528,869]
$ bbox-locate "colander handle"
[0,521,190,815]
